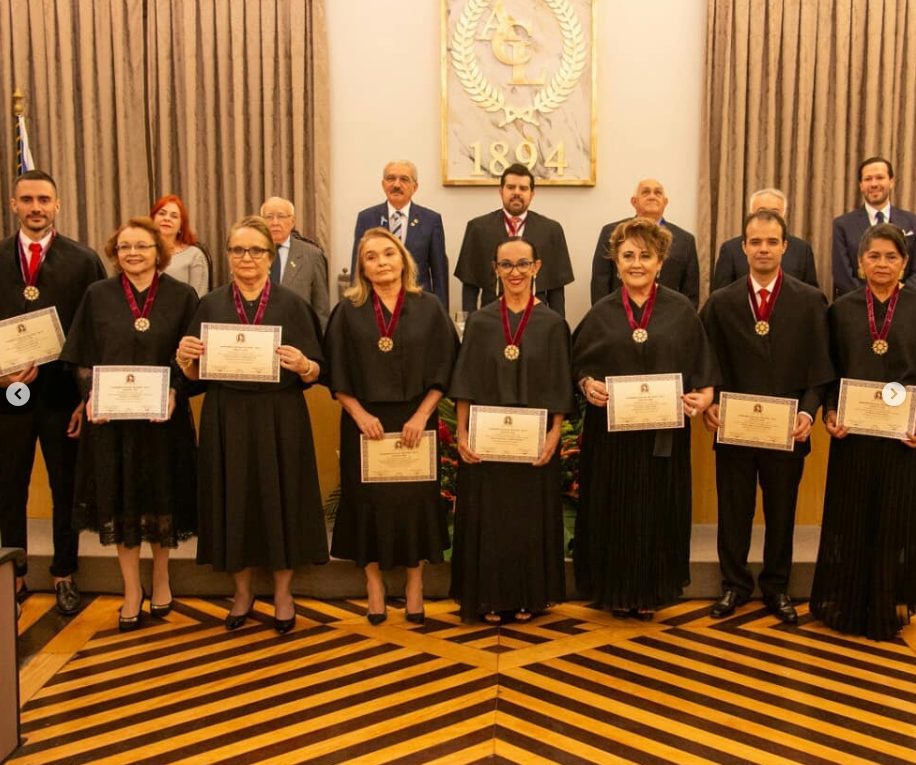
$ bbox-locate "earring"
[857,266,865,279]
[531,273,537,294]
[496,275,501,297]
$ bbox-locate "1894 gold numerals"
[470,140,568,177]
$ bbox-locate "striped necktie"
[390,210,404,240]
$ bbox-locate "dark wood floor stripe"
[653,629,916,701]
[19,658,467,756]
[658,601,722,627]
[526,656,915,763]
[21,640,424,730]
[495,724,671,765]
[572,647,916,746]
[17,610,71,664]
[380,726,497,765]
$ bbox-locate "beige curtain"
[1,0,328,284]
[699,0,916,301]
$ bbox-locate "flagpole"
[13,89,24,175]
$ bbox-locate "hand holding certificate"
[0,307,65,376]
[468,405,547,462]
[605,373,684,431]
[360,431,437,483]
[199,322,282,383]
[91,365,171,421]
[716,392,798,451]
[835,378,916,440]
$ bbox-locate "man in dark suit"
[351,160,449,308]
[713,188,819,290]
[261,196,329,329]
[590,178,699,307]
[0,170,106,614]
[701,211,833,623]
[833,156,916,296]
[455,163,573,316]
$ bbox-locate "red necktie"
[28,243,42,279]
[758,288,770,312]
[506,216,521,236]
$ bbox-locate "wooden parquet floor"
[12,595,916,764]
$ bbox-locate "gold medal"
[134,317,150,332]
[632,328,648,343]
[504,344,520,360]
[872,338,889,355]
[755,320,770,336]
[378,336,394,352]
[23,285,39,301]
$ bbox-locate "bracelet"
[176,354,195,368]
[300,359,314,378]
[578,376,593,396]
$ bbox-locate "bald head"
[630,178,668,221]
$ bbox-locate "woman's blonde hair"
[345,227,422,306]
[104,217,170,273]
[226,215,277,262]
[607,216,673,263]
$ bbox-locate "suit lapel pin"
[380,216,387,226]
[410,219,418,226]
[290,261,297,268]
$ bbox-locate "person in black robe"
[325,227,458,625]
[811,223,916,640]
[573,217,719,618]
[449,236,576,624]
[0,170,106,614]
[701,210,834,623]
[178,216,327,635]
[60,217,198,631]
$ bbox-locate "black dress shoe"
[763,593,798,623]
[274,615,296,634]
[15,583,30,605]
[612,609,630,620]
[405,610,425,624]
[711,590,746,619]
[55,580,81,616]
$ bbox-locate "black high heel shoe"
[274,597,297,634]
[405,609,425,625]
[150,588,173,619]
[226,596,255,631]
[366,580,388,625]
[119,588,147,633]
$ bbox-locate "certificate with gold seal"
[0,307,65,376]
[360,431,438,483]
[199,322,281,383]
[717,392,798,451]
[91,365,170,420]
[605,373,684,431]
[469,405,546,462]
[836,378,916,440]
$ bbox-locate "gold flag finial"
[13,89,24,117]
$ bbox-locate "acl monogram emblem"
[451,0,587,126]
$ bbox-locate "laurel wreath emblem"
[450,0,587,126]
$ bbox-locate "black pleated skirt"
[449,452,566,623]
[331,399,449,569]
[196,385,329,572]
[810,434,916,640]
[574,403,692,611]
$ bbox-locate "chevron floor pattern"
[11,595,916,764]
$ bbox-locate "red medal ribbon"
[121,272,160,322]
[17,230,56,289]
[232,279,271,325]
[621,282,658,334]
[747,269,783,324]
[866,283,900,343]
[500,293,535,347]
[372,288,406,341]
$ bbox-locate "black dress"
[187,283,329,572]
[448,301,576,622]
[810,287,916,640]
[324,292,458,568]
[60,274,199,547]
[571,287,720,611]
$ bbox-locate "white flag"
[17,115,34,173]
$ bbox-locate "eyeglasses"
[495,259,535,274]
[227,246,270,260]
[384,174,414,184]
[116,242,157,253]
[263,213,291,222]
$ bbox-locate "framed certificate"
[360,431,438,483]
[91,365,170,420]
[199,323,281,383]
[0,307,65,376]
[836,378,916,440]
[717,392,798,451]
[468,405,547,462]
[605,373,684,432]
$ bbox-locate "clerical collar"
[19,229,54,253]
